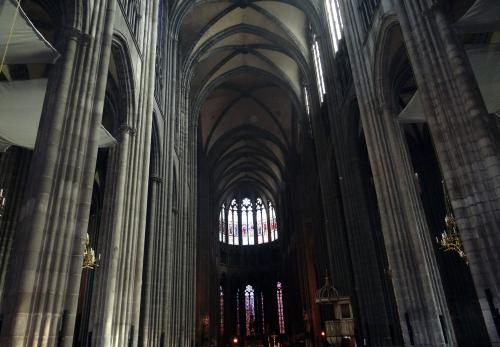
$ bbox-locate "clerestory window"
[219,197,278,245]
[325,0,344,53]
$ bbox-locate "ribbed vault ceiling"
[179,0,313,203]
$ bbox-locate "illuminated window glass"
[242,198,254,245]
[245,285,255,336]
[277,282,285,334]
[312,41,326,103]
[269,202,278,241]
[256,198,268,244]
[220,197,277,245]
[228,199,239,245]
[325,0,344,53]
[219,204,226,242]
[220,286,224,335]
[304,87,311,115]
[260,292,265,334]
[236,289,241,336]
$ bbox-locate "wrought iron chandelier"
[82,233,100,269]
[437,180,467,263]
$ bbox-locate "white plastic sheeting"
[398,45,500,123]
[0,79,116,151]
[0,0,59,64]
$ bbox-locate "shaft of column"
[394,3,500,344]
[92,127,132,347]
[339,2,458,345]
[0,149,31,306]
[139,177,160,346]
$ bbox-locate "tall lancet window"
[241,198,255,245]
[256,198,268,244]
[269,202,278,241]
[237,289,241,336]
[220,196,278,245]
[304,86,311,116]
[277,282,285,334]
[260,292,265,334]
[312,40,326,103]
[228,199,239,245]
[245,285,255,336]
[219,204,226,242]
[325,0,344,52]
[220,286,224,335]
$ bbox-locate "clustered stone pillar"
[139,175,162,346]
[88,1,159,346]
[142,24,197,345]
[165,84,197,346]
[394,3,500,345]
[0,148,31,303]
[0,1,117,345]
[315,16,402,342]
[196,161,218,346]
[89,125,133,347]
[0,0,172,346]
[340,3,456,346]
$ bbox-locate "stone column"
[130,2,159,345]
[339,3,456,345]
[139,175,161,347]
[160,31,178,346]
[0,148,31,303]
[394,3,500,344]
[90,124,133,347]
[0,1,117,344]
[316,27,402,343]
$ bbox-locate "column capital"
[119,124,137,136]
[150,175,163,184]
[61,26,89,43]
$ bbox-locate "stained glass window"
[220,197,277,245]
[237,288,241,336]
[269,202,278,241]
[260,292,265,334]
[325,0,343,53]
[220,286,224,335]
[304,87,311,116]
[228,199,239,245]
[245,285,255,336]
[219,204,226,242]
[256,198,268,244]
[241,198,254,245]
[277,282,285,334]
[312,40,326,103]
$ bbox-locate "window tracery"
[219,197,278,245]
[219,203,226,242]
[242,198,254,245]
[325,0,344,53]
[236,288,241,336]
[312,40,326,103]
[260,292,265,334]
[277,282,285,334]
[220,286,224,335]
[228,199,239,245]
[269,202,278,242]
[256,198,268,244]
[245,285,255,336]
